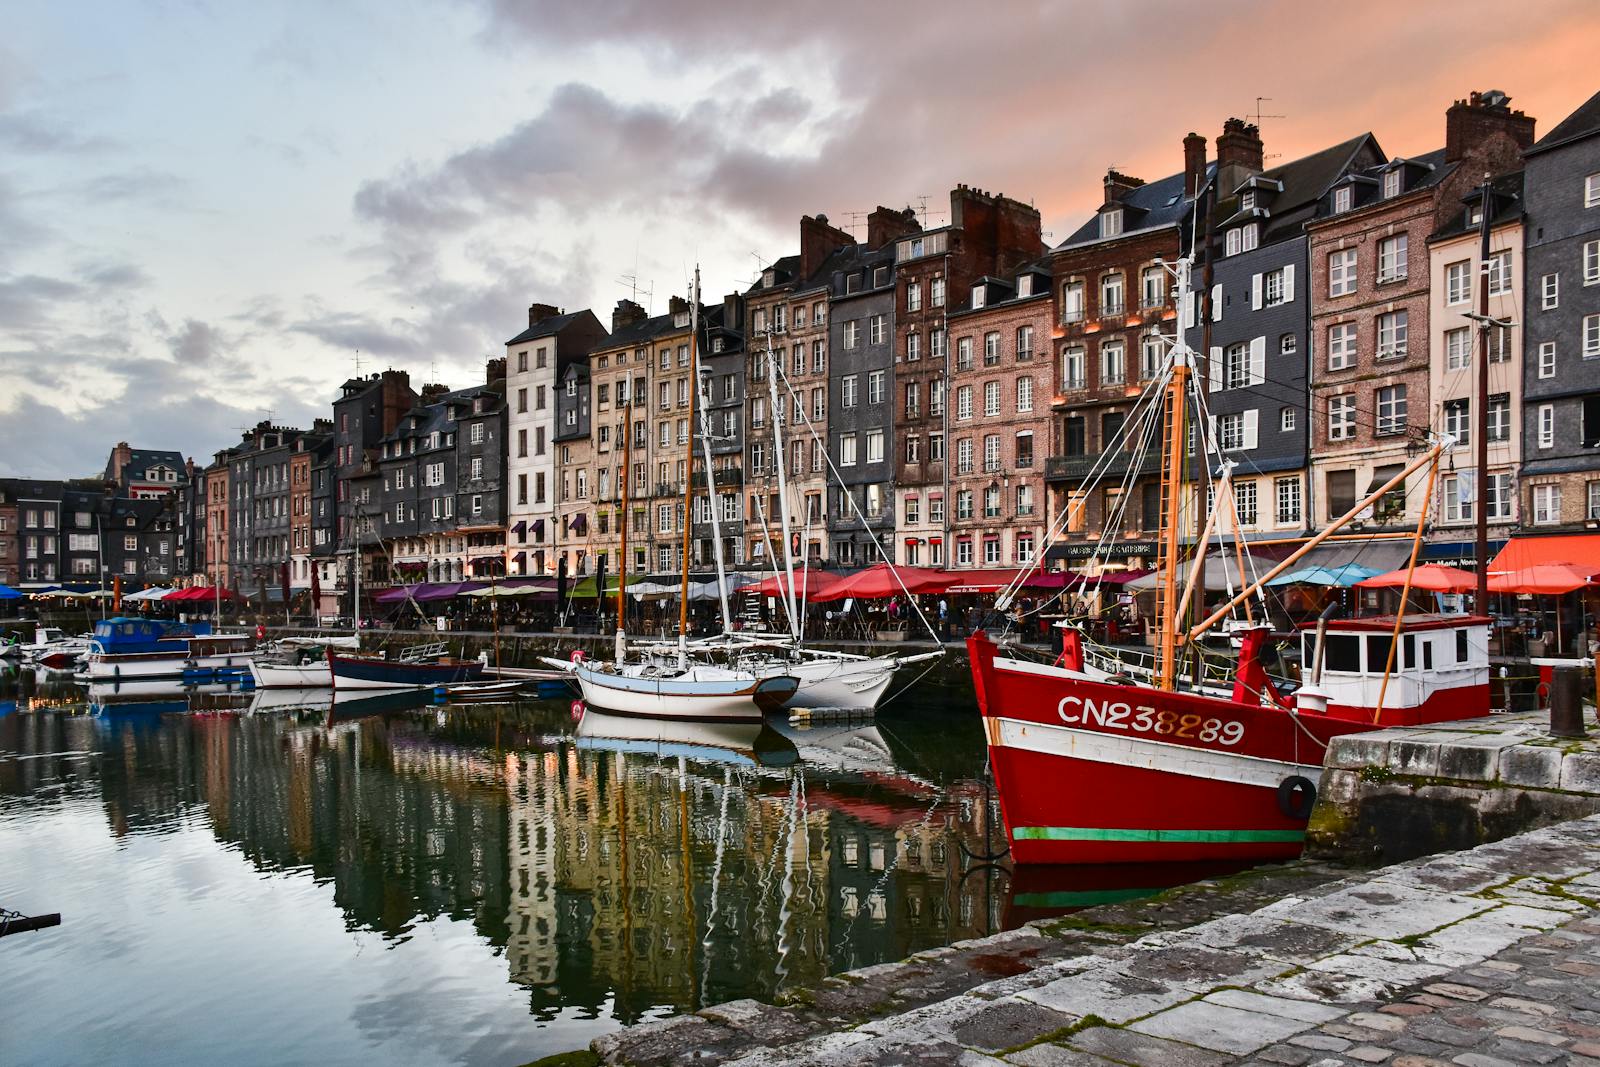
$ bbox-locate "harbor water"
[1,665,1037,1066]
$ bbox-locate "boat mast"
[764,330,801,641]
[1155,256,1195,690]
[616,392,633,663]
[1474,174,1493,613]
[691,268,734,635]
[678,279,701,655]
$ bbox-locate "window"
[983,331,1000,366]
[812,341,824,373]
[1327,323,1356,370]
[1376,385,1407,435]
[843,320,860,349]
[956,437,973,474]
[1217,411,1255,452]
[1099,342,1125,385]
[1061,281,1085,322]
[1537,403,1554,448]
[1281,406,1296,432]
[905,332,921,362]
[869,314,886,345]
[841,375,858,408]
[1016,325,1034,362]
[1328,395,1356,441]
[931,277,945,307]
[929,433,944,461]
[1016,533,1034,563]
[470,456,483,481]
[1543,272,1560,310]
[812,386,824,420]
[1587,173,1600,209]
[1539,341,1556,378]
[1016,432,1034,469]
[1099,208,1123,238]
[866,431,884,464]
[930,328,946,359]
[1376,310,1408,360]
[956,490,973,520]
[1369,234,1408,284]
[1589,481,1600,522]
[956,385,973,420]
[836,432,859,469]
[1062,346,1085,389]
[1333,186,1352,213]
[905,436,920,464]
[956,336,973,370]
[1100,274,1124,316]
[931,378,945,416]
[1486,250,1512,296]
[1141,267,1164,308]
[1383,169,1402,199]
[1276,477,1301,525]
[1446,260,1471,304]
[906,282,921,312]
[1443,473,1473,523]
[1445,327,1471,370]
[1223,342,1249,390]
[983,433,1001,473]
[1263,267,1288,306]
[1532,484,1561,525]
[971,284,986,309]
[1444,398,1471,444]
[470,423,485,445]
[1586,314,1600,360]
[1281,333,1296,356]
[868,370,885,404]
[1017,274,1034,298]
[1233,480,1258,525]
[1487,394,1510,443]
[983,381,1001,417]
[904,381,921,417]
[1016,376,1034,412]
[517,388,528,413]
[1131,333,1159,381]
[1328,249,1356,296]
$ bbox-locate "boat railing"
[399,641,449,663]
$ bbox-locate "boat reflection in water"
[1003,859,1261,927]
[88,679,252,717]
[575,705,799,768]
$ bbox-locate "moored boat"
[329,650,484,690]
[85,617,254,681]
[564,656,798,721]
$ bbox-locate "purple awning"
[414,581,484,601]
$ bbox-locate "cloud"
[169,319,228,364]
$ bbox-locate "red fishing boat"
[972,247,1494,866]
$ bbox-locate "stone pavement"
[591,815,1600,1066]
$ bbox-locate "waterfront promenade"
[585,815,1600,1066]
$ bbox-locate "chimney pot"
[526,302,559,328]
[1183,132,1208,198]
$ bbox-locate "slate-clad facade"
[1521,89,1600,530]
[827,240,899,566]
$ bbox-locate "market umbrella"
[1355,564,1476,593]
[751,570,845,600]
[1266,563,1382,588]
[0,584,24,600]
[1487,562,1597,595]
[464,584,554,597]
[812,564,954,603]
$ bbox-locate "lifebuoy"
[1277,775,1317,821]
[570,649,586,664]
[571,700,585,721]
[254,624,266,641]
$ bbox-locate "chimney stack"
[611,298,647,333]
[1183,132,1208,198]
[799,213,855,276]
[111,442,132,484]
[420,383,450,406]
[527,302,559,328]
[1215,118,1264,196]
[668,294,691,317]
[485,356,506,385]
[867,205,921,248]
[1103,170,1145,205]
[1445,90,1536,163]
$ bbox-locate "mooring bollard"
[1550,666,1587,739]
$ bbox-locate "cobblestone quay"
[586,815,1600,1067]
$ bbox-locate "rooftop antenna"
[1252,97,1287,161]
[617,272,654,312]
[352,348,365,376]
[915,194,931,229]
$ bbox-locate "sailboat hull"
[969,633,1362,865]
[572,663,798,721]
[784,655,899,710]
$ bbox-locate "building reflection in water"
[0,694,1014,1027]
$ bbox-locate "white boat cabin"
[1294,614,1490,726]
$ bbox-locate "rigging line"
[766,346,941,643]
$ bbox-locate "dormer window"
[673,311,690,328]
[1242,223,1259,252]
[1100,208,1124,238]
[1240,190,1256,211]
[971,284,986,309]
[909,236,925,258]
[762,269,775,288]
[1226,228,1241,256]
[1383,170,1402,199]
[712,337,724,353]
[1333,186,1353,213]
[1016,274,1033,298]
[1468,206,1483,227]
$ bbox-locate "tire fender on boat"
[1277,775,1317,821]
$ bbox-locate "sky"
[2,0,1597,479]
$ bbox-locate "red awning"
[1491,535,1600,573]
[812,564,955,602]
[750,571,845,600]
[939,568,1023,593]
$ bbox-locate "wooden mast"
[615,393,633,660]
[1474,174,1493,614]
[1155,258,1194,690]
[678,274,700,647]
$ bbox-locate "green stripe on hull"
[1014,827,1306,844]
[1012,887,1163,908]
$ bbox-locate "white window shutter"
[1243,409,1259,450]
[1183,291,1196,328]
[1283,264,1296,303]
[1211,284,1223,322]
[1251,274,1263,311]
[1209,346,1223,392]
[1249,336,1267,385]
[1208,414,1217,449]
